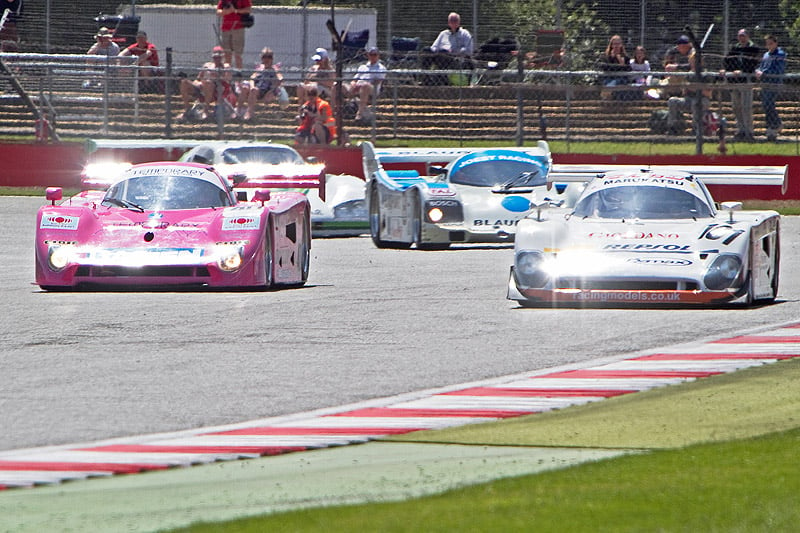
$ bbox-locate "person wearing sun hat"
[86,27,120,56]
[344,46,386,122]
[297,47,335,108]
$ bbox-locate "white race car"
[507,164,786,306]
[361,141,580,249]
[180,142,367,236]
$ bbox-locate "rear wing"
[232,174,326,202]
[222,162,326,202]
[362,140,552,179]
[550,164,787,194]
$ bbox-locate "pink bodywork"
[35,162,310,289]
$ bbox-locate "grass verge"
[168,359,800,532]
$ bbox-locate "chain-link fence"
[1,1,799,147]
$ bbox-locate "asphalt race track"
[3,197,799,452]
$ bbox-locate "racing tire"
[263,218,274,289]
[299,207,311,284]
[369,185,411,249]
[413,194,450,251]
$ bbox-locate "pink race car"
[35,162,311,290]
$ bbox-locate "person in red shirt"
[118,31,160,93]
[294,86,336,145]
[216,0,251,69]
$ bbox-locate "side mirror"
[720,201,742,223]
[253,189,271,205]
[46,187,63,205]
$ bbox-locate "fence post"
[515,47,525,146]
[165,47,173,139]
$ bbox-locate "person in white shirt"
[345,46,386,121]
[421,12,474,84]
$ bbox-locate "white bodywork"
[508,166,785,306]
[362,141,582,248]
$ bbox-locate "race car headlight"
[704,254,743,290]
[218,248,244,271]
[514,250,549,288]
[424,200,463,223]
[48,245,71,271]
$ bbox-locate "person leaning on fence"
[239,47,284,122]
[86,27,120,57]
[421,12,474,74]
[756,34,787,142]
[118,31,160,94]
[297,48,335,110]
[294,85,336,145]
[661,34,693,96]
[177,46,234,122]
[216,0,251,70]
[720,29,760,142]
[344,46,387,122]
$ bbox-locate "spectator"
[630,45,651,86]
[345,46,387,122]
[666,48,709,135]
[294,85,336,145]
[241,47,284,122]
[297,47,335,110]
[598,35,631,87]
[83,26,120,90]
[0,0,22,52]
[756,34,787,142]
[118,31,160,94]
[87,27,120,56]
[421,11,474,76]
[721,29,760,142]
[177,46,234,122]
[663,35,693,73]
[216,0,251,70]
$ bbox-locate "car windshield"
[102,174,233,211]
[449,160,547,188]
[221,146,302,165]
[572,186,713,219]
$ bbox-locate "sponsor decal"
[427,187,456,197]
[501,196,532,213]
[603,175,687,186]
[604,243,691,252]
[474,219,520,227]
[627,257,692,266]
[40,214,79,230]
[222,216,261,230]
[589,232,680,239]
[427,199,460,208]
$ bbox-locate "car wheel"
[369,185,391,248]
[298,207,311,285]
[370,185,410,249]
[263,219,274,288]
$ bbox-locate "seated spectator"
[177,46,234,122]
[420,11,474,83]
[630,45,651,86]
[344,46,386,122]
[598,35,631,87]
[294,85,336,145]
[239,47,284,121]
[83,27,120,89]
[86,27,120,57]
[118,31,160,94]
[666,48,710,135]
[297,48,335,109]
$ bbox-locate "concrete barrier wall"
[1,142,796,201]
